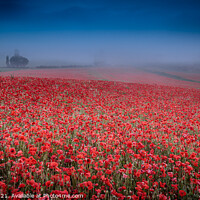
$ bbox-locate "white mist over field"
[0,31,200,67]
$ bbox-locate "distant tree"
[10,55,29,67]
[6,56,10,67]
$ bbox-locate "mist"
[0,31,200,68]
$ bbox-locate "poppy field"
[0,76,200,199]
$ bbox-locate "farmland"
[1,67,200,88]
[0,68,200,199]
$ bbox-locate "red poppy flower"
[45,181,51,187]
[179,190,186,197]
[19,183,26,188]
[9,148,16,154]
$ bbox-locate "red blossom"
[179,190,186,197]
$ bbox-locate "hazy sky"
[0,0,200,66]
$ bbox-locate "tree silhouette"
[10,55,29,67]
[6,56,9,67]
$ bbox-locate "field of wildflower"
[0,75,200,199]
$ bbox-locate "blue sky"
[0,0,200,32]
[0,0,200,66]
